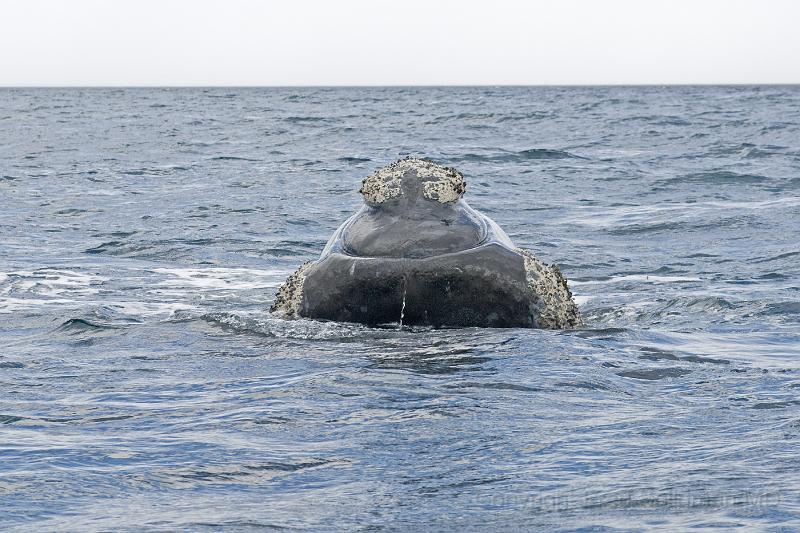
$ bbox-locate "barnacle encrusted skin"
[422,170,466,203]
[359,157,466,204]
[358,173,402,205]
[269,261,313,318]
[518,248,582,329]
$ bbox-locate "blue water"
[1,86,799,531]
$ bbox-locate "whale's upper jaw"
[359,157,466,207]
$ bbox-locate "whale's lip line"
[336,214,491,259]
[332,239,503,261]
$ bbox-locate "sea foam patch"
[153,267,285,290]
[0,269,107,297]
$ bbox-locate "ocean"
[1,86,799,531]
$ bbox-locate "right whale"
[272,158,581,329]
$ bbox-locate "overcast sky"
[2,0,799,86]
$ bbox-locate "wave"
[582,296,751,329]
[56,317,121,334]
[715,142,786,159]
[496,111,554,122]
[570,274,700,286]
[53,208,92,217]
[83,238,282,260]
[515,148,587,160]
[662,171,770,186]
[616,367,693,380]
[752,251,800,263]
[152,267,283,290]
[455,148,586,163]
[638,346,729,365]
[284,116,332,124]
[148,458,343,489]
[209,156,261,162]
[554,380,612,391]
[85,240,180,258]
[444,381,544,393]
[760,302,800,316]
[1,268,106,298]
[426,111,555,124]
[565,327,628,339]
[652,296,738,313]
[52,317,129,345]
[606,221,688,235]
[119,165,191,176]
[0,415,25,424]
[200,311,376,341]
[756,272,789,280]
[617,115,691,126]
[752,401,799,409]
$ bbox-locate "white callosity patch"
[359,165,403,205]
[359,157,466,204]
[269,262,313,318]
[422,174,464,203]
[518,248,582,329]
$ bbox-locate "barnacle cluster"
[359,157,466,205]
[269,261,312,318]
[518,248,582,329]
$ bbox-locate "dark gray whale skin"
[272,158,581,329]
[301,243,534,327]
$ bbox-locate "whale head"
[272,157,581,329]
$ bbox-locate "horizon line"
[2,83,800,89]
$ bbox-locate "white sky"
[2,0,799,86]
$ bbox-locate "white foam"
[573,295,592,306]
[570,204,688,228]
[572,196,800,229]
[153,267,285,290]
[0,297,79,313]
[86,189,119,196]
[570,275,700,286]
[703,197,800,210]
[0,295,197,318]
[104,301,198,318]
[0,269,107,297]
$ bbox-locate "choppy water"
[1,86,799,531]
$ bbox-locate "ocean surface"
[1,86,799,531]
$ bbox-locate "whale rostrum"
[271,158,581,329]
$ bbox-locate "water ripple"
[1,86,799,531]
